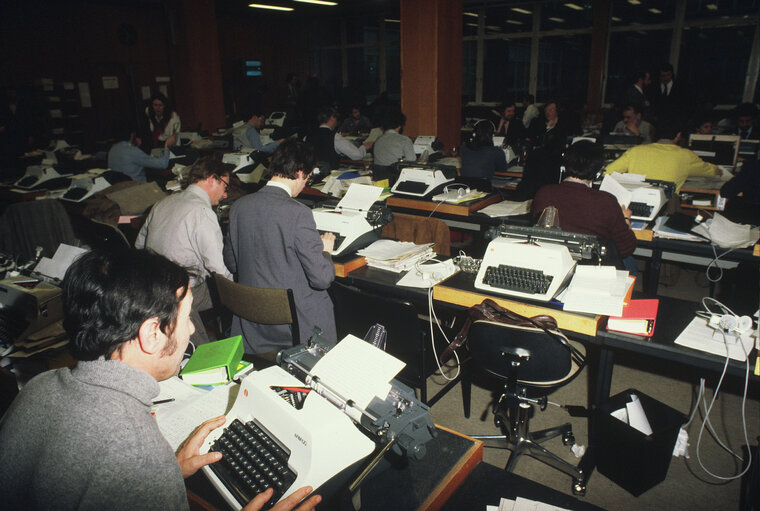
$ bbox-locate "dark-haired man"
[613,104,654,143]
[107,128,176,181]
[532,141,637,266]
[224,139,336,354]
[0,249,320,511]
[304,107,372,171]
[373,109,416,167]
[136,156,232,344]
[233,110,284,154]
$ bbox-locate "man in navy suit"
[224,140,337,355]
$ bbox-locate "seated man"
[605,132,720,192]
[224,139,336,355]
[339,105,372,135]
[373,109,417,178]
[107,127,176,181]
[613,104,654,144]
[304,106,372,171]
[136,156,232,344]
[720,159,760,225]
[532,141,637,272]
[0,249,319,511]
[232,109,284,154]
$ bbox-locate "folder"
[606,299,659,337]
[180,335,244,385]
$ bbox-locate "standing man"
[233,109,284,154]
[0,249,319,511]
[224,140,336,355]
[107,127,176,181]
[136,156,232,344]
[305,107,373,171]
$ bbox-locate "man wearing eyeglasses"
[136,156,233,344]
[613,104,653,144]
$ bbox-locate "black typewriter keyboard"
[208,419,297,507]
[628,201,653,218]
[482,264,553,295]
[63,188,88,201]
[394,180,428,194]
[318,230,346,250]
[16,176,37,188]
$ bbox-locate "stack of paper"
[356,239,435,273]
[479,200,532,218]
[560,266,634,317]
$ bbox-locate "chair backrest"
[70,216,130,254]
[0,199,78,260]
[331,281,427,389]
[467,320,584,388]
[380,213,451,256]
[212,273,299,344]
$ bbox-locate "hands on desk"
[178,415,322,511]
[321,232,336,253]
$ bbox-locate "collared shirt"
[233,124,279,154]
[135,184,231,286]
[145,107,181,143]
[266,180,292,197]
[373,129,416,166]
[321,125,367,161]
[107,141,170,181]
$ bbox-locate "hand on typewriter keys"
[177,415,322,511]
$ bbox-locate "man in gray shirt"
[0,249,320,511]
[373,109,416,167]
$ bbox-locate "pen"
[152,398,175,405]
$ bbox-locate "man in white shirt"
[304,107,373,172]
[136,156,232,344]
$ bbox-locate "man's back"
[0,360,186,511]
[373,130,415,167]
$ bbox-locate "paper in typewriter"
[311,334,405,409]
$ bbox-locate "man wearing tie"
[735,103,758,140]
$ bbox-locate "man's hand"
[243,486,321,511]
[362,140,374,150]
[621,205,633,225]
[165,134,178,148]
[176,415,226,478]
[624,118,640,136]
[714,166,723,177]
[321,232,336,253]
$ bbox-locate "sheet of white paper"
[498,498,515,511]
[674,317,755,362]
[608,172,646,184]
[599,175,633,208]
[396,259,458,288]
[513,497,538,511]
[34,244,88,280]
[336,183,383,213]
[479,200,532,218]
[311,334,405,409]
[626,394,653,435]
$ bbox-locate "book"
[180,336,244,385]
[606,299,659,337]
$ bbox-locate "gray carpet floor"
[425,266,759,510]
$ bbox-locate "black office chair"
[467,319,588,495]
[331,281,455,403]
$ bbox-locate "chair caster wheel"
[572,479,586,496]
[562,431,575,446]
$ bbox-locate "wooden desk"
[386,193,500,217]
[433,271,602,336]
[680,176,728,211]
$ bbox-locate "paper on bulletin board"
[159,85,168,97]
[141,86,151,100]
[79,82,91,108]
[102,76,119,90]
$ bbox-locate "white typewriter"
[390,167,453,197]
[60,175,111,203]
[13,165,71,190]
[601,174,670,222]
[201,333,436,509]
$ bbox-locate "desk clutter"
[357,239,435,272]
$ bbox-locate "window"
[537,35,591,105]
[540,0,593,31]
[462,40,477,103]
[484,6,533,34]
[605,29,671,106]
[482,39,530,103]
[611,0,676,26]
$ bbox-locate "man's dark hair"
[563,140,605,180]
[467,120,495,150]
[659,63,674,74]
[736,102,757,118]
[267,139,317,179]
[317,106,338,125]
[62,249,190,361]
[184,156,230,188]
[631,70,648,84]
[382,109,406,131]
[499,100,517,113]
[623,104,641,115]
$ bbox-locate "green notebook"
[179,335,244,385]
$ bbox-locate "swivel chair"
[467,319,587,495]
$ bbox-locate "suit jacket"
[224,185,336,353]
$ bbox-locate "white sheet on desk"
[691,214,760,249]
[561,266,632,317]
[479,200,532,217]
[358,239,433,261]
[674,316,755,362]
[396,259,458,288]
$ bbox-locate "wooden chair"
[212,273,299,346]
[380,213,451,256]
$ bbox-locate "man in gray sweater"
[0,249,319,511]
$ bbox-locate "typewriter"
[200,333,436,509]
[475,224,607,302]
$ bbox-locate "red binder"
[606,299,659,337]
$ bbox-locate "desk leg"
[579,346,615,487]
[647,248,663,295]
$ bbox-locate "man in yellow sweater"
[605,134,720,191]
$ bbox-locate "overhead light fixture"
[506,19,523,25]
[293,0,337,5]
[627,0,641,5]
[706,3,718,10]
[511,7,532,15]
[384,18,400,23]
[548,17,565,22]
[564,3,584,11]
[465,22,479,27]
[612,16,622,21]
[248,3,293,11]
[486,25,502,30]
[464,11,478,17]
[648,7,662,14]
